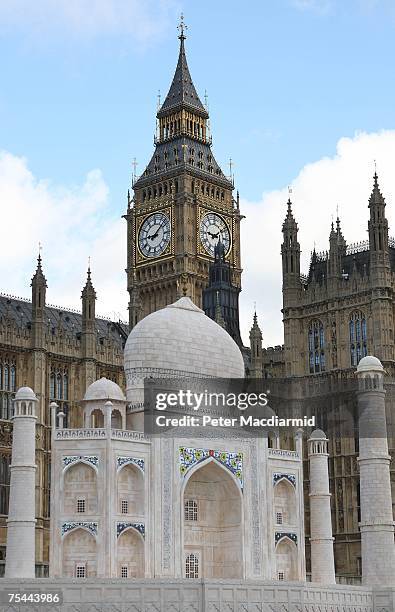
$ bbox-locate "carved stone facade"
[0,263,127,576]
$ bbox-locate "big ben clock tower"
[125,17,242,328]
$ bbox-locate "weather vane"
[178,13,187,39]
[132,158,138,185]
[204,90,209,110]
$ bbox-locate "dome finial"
[177,12,187,40]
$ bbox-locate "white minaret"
[356,355,395,585]
[308,429,336,584]
[4,387,38,578]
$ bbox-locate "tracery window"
[349,311,368,367]
[308,320,326,374]
[49,366,69,427]
[185,553,199,578]
[0,454,11,515]
[0,357,17,420]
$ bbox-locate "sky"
[1,0,395,346]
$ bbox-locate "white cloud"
[239,129,395,347]
[2,130,395,348]
[0,0,178,46]
[0,150,127,321]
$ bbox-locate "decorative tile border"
[275,531,297,545]
[117,522,145,539]
[117,456,145,472]
[179,447,243,490]
[273,472,296,487]
[62,455,99,470]
[61,522,98,538]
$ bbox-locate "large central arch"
[182,458,243,579]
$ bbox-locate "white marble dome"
[83,377,126,402]
[356,355,384,373]
[310,428,327,439]
[124,297,245,386]
[14,387,37,401]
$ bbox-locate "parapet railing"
[54,428,149,442]
[268,448,299,460]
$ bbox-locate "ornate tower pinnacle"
[31,251,47,348]
[202,238,242,347]
[328,213,346,283]
[81,265,97,360]
[368,171,389,262]
[281,197,301,299]
[249,310,263,379]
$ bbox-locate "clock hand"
[208,231,219,240]
[148,219,168,240]
[147,229,160,240]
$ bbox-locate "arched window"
[308,320,325,374]
[4,366,9,391]
[0,357,16,420]
[50,373,55,399]
[63,374,68,401]
[0,454,11,515]
[185,553,199,578]
[50,366,69,426]
[56,374,62,400]
[350,311,368,367]
[10,366,16,392]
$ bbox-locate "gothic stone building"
[248,174,395,581]
[0,262,127,576]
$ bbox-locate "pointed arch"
[117,527,144,578]
[111,408,122,429]
[62,527,97,577]
[273,478,297,527]
[275,536,298,581]
[63,461,98,515]
[117,462,144,515]
[182,457,243,579]
[181,455,243,498]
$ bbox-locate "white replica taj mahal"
[2,298,395,611]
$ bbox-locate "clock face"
[138,212,171,258]
[199,212,231,256]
